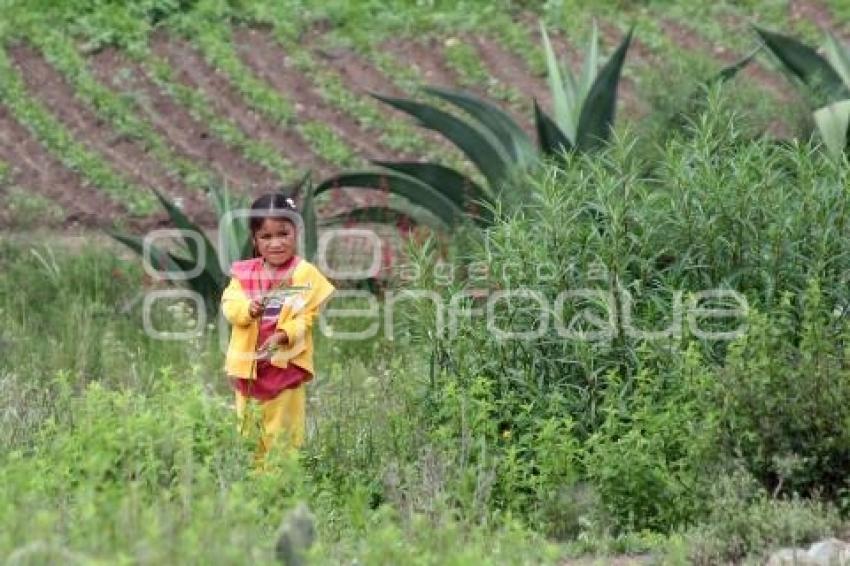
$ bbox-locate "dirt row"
[1,9,845,230]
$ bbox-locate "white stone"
[807,538,850,565]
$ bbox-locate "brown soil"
[232,27,395,162]
[309,40,406,99]
[0,103,126,229]
[659,19,793,102]
[379,35,532,138]
[471,34,551,109]
[304,31,454,157]
[380,36,459,90]
[6,42,194,206]
[89,46,279,195]
[789,0,847,37]
[150,34,331,178]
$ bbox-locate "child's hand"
[256,331,288,360]
[249,298,265,319]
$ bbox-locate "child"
[220,193,335,464]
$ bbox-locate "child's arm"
[275,267,335,348]
[220,278,256,327]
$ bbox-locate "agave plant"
[110,175,317,316]
[537,21,632,155]
[317,25,633,230]
[756,27,850,158]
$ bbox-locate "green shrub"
[673,469,842,565]
[403,100,850,534]
[716,280,850,500]
[582,344,720,531]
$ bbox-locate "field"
[0,0,847,229]
[3,0,850,564]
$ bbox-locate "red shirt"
[230,256,309,401]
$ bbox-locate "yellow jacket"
[221,257,335,380]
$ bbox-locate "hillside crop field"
[0,0,846,229]
[4,0,850,564]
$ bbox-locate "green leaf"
[813,99,850,159]
[371,160,492,207]
[109,231,223,314]
[320,203,445,231]
[208,183,249,266]
[579,21,600,104]
[168,252,223,314]
[371,93,512,191]
[540,22,573,142]
[108,232,178,273]
[823,32,850,92]
[423,86,535,167]
[151,188,225,288]
[300,174,318,261]
[713,47,760,83]
[534,98,572,157]
[755,26,850,104]
[668,47,758,130]
[287,170,312,200]
[576,28,632,152]
[316,171,465,227]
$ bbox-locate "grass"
[0,45,155,215]
[2,2,850,559]
[0,237,564,563]
[2,187,65,228]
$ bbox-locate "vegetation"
[3,0,850,563]
[31,27,218,192]
[0,45,156,215]
[187,24,359,168]
[758,27,850,158]
[143,55,299,181]
[317,25,632,230]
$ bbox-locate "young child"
[220,193,335,463]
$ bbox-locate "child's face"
[253,218,296,267]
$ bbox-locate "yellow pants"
[235,385,305,464]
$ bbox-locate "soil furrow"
[310,41,406,98]
[88,47,277,195]
[151,35,331,177]
[305,31,453,156]
[0,103,126,228]
[470,34,551,110]
[658,19,794,102]
[233,27,397,162]
[7,42,191,202]
[790,0,849,38]
[379,36,531,135]
[380,37,460,91]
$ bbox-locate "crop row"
[0,45,155,215]
[30,28,217,193]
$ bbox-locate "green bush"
[716,280,850,501]
[673,469,842,565]
[582,344,719,531]
[402,99,850,534]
